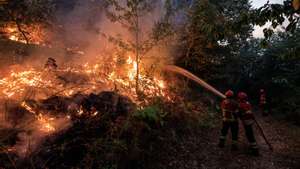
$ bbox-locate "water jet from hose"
[163,65,226,99]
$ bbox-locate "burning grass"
[0,21,173,102]
[1,23,48,45]
[0,21,179,167]
[0,51,176,163]
[0,55,170,101]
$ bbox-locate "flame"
[1,22,169,100]
[0,48,174,157]
[127,56,138,81]
[21,101,56,133]
[77,106,84,116]
[2,23,47,45]
[0,53,171,127]
[0,70,52,98]
[0,23,175,158]
[92,111,99,117]
[0,54,168,102]
[0,55,169,101]
[21,101,36,114]
[37,114,55,132]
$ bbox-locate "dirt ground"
[150,112,300,169]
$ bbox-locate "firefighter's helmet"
[238,92,248,100]
[48,57,56,63]
[225,90,234,98]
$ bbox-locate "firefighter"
[44,57,58,71]
[218,90,239,150]
[259,89,268,116]
[238,92,259,156]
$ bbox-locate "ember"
[2,23,47,45]
[21,101,56,133]
[0,54,171,155]
[0,55,169,102]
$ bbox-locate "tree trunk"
[15,20,29,44]
[135,7,140,95]
[7,10,29,44]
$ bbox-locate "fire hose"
[253,117,274,151]
[163,65,273,151]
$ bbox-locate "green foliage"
[177,0,252,87]
[103,0,176,93]
[261,30,300,124]
[0,0,54,25]
[238,28,300,124]
[134,105,166,127]
[251,0,300,39]
[198,109,218,128]
[102,165,117,169]
[103,0,175,54]
[0,0,55,44]
[175,0,299,125]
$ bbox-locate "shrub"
[133,105,166,128]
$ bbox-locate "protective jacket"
[238,99,259,154]
[221,99,238,122]
[239,101,254,125]
[45,57,58,70]
[259,93,266,105]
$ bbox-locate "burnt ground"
[0,41,299,168]
[148,112,300,169]
[0,95,299,169]
[1,94,299,169]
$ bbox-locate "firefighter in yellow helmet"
[218,90,239,150]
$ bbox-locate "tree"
[0,0,54,44]
[177,0,253,88]
[238,29,300,124]
[251,0,300,39]
[262,30,300,123]
[103,0,173,94]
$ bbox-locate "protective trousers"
[244,124,259,155]
[219,121,239,147]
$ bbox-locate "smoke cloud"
[0,0,181,158]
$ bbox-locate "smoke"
[51,0,177,64]
[0,0,182,158]
[0,0,180,69]
[0,99,72,157]
[51,0,106,63]
[12,116,72,157]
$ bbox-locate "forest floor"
[0,41,299,169]
[149,110,300,169]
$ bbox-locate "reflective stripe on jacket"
[221,99,238,122]
[239,101,254,125]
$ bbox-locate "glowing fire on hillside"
[0,23,172,138]
[20,101,56,133]
[2,23,47,45]
[0,55,169,101]
[0,55,170,138]
[1,23,169,101]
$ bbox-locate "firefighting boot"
[218,139,225,148]
[231,144,238,151]
[249,144,259,156]
[251,148,259,156]
[231,141,238,151]
[262,112,268,116]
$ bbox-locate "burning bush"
[0,90,137,166]
[0,55,170,102]
[1,23,49,45]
